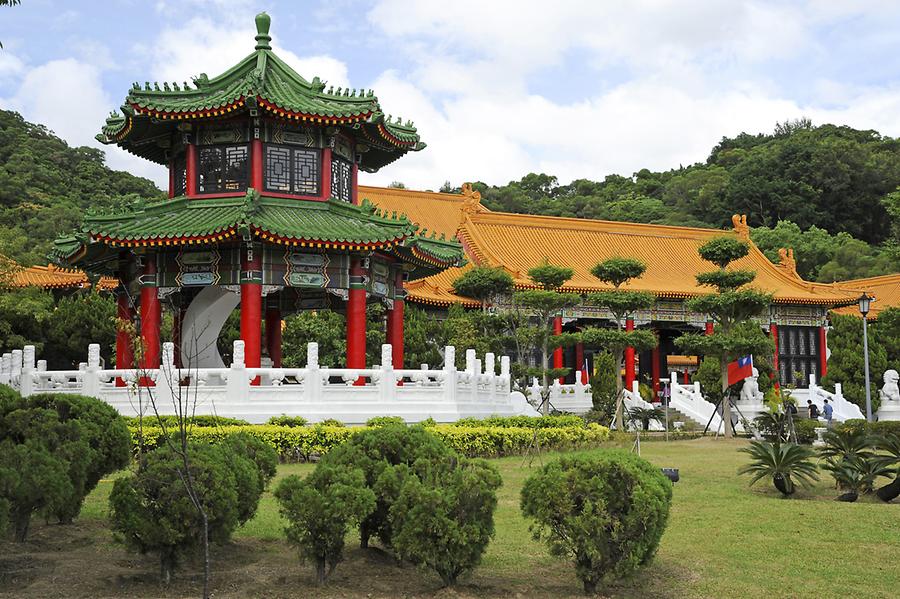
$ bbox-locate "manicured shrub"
[221,431,278,489]
[25,393,131,522]
[123,414,249,428]
[793,418,818,444]
[319,418,345,427]
[453,414,585,429]
[838,419,900,438]
[127,422,610,461]
[365,415,405,427]
[0,393,90,541]
[521,450,672,594]
[275,463,375,585]
[322,424,453,548]
[267,414,308,427]
[108,443,241,584]
[389,457,502,586]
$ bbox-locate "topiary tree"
[589,351,618,420]
[513,260,581,415]
[583,257,657,429]
[0,392,90,541]
[219,432,276,525]
[520,450,672,594]
[389,457,502,586]
[108,443,242,585]
[25,393,131,523]
[320,424,454,549]
[275,463,375,585]
[452,265,515,312]
[675,236,773,437]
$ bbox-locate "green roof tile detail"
[96,13,423,171]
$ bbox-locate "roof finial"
[255,12,272,50]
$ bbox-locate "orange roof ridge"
[834,272,900,286]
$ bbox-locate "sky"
[3,0,900,191]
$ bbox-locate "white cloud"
[359,0,900,190]
[1,57,165,185]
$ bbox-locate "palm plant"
[873,433,900,502]
[818,429,875,464]
[738,441,819,496]
[820,457,864,502]
[626,406,665,431]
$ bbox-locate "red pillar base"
[553,316,564,384]
[241,243,262,385]
[624,318,635,392]
[115,289,134,387]
[347,257,367,385]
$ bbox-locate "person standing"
[807,400,820,420]
[822,399,833,427]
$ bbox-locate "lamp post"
[858,293,873,422]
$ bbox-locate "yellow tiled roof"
[362,184,860,307]
[359,183,487,239]
[453,210,858,305]
[3,263,119,291]
[404,264,481,307]
[831,273,900,318]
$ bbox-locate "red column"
[575,341,586,384]
[139,256,160,385]
[115,288,134,387]
[624,318,636,392]
[251,138,264,191]
[684,370,690,384]
[347,256,367,384]
[387,270,405,370]
[265,299,282,368]
[651,335,661,399]
[818,325,827,378]
[241,243,262,383]
[771,322,780,389]
[705,320,714,336]
[553,315,564,383]
[319,148,332,200]
[351,162,359,205]
[186,141,198,196]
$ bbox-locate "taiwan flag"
[727,356,754,386]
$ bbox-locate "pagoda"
[51,13,464,381]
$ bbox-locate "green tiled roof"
[51,191,465,279]
[97,13,423,171]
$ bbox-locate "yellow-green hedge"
[128,422,610,460]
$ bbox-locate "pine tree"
[675,237,773,437]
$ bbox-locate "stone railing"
[793,375,863,423]
[1,341,537,424]
[666,372,723,430]
[527,372,593,414]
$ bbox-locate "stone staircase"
[663,406,706,430]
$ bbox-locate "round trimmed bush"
[267,414,308,427]
[25,393,131,522]
[321,424,453,548]
[520,450,672,594]
[389,457,502,586]
[108,443,242,584]
[365,416,405,427]
[275,463,375,585]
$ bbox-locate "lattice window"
[198,144,249,194]
[264,144,320,196]
[777,325,820,388]
[331,156,352,202]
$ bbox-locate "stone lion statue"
[740,368,764,403]
[881,369,900,404]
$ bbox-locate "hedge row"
[450,415,587,429]
[128,422,610,460]
[837,419,900,437]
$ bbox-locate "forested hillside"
[470,119,900,282]
[1,110,897,281]
[0,110,163,265]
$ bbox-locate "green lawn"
[7,437,900,598]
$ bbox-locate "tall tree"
[582,258,657,429]
[675,237,773,437]
[451,266,514,312]
[512,260,580,415]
